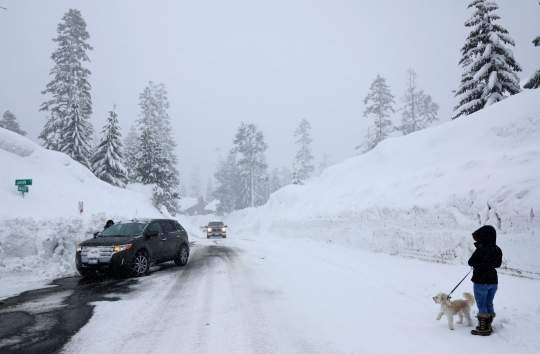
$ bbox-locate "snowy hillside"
[0,128,180,285]
[226,90,540,279]
[0,128,161,220]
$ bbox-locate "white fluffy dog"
[432,292,475,330]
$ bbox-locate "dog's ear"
[442,294,452,306]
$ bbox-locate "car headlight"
[77,246,82,252]
[207,227,212,232]
[221,227,226,232]
[113,244,132,252]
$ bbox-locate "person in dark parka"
[468,225,502,336]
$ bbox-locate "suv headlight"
[77,246,82,252]
[221,227,226,232]
[113,244,132,252]
[207,227,212,232]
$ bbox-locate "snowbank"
[226,90,540,279]
[0,128,160,220]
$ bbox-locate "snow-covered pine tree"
[88,130,99,155]
[39,9,94,150]
[205,178,214,201]
[137,83,157,132]
[524,3,540,89]
[453,0,522,119]
[316,153,334,176]
[213,151,241,215]
[60,103,94,168]
[123,126,140,183]
[254,157,271,206]
[291,164,303,185]
[180,184,187,198]
[418,94,439,126]
[396,69,440,135]
[137,132,162,186]
[39,114,62,150]
[137,81,176,164]
[91,107,128,188]
[135,81,180,214]
[153,167,179,216]
[356,126,374,154]
[136,128,179,214]
[362,75,395,152]
[269,167,282,194]
[0,111,26,136]
[294,119,314,180]
[189,166,202,198]
[233,123,268,208]
[154,83,178,167]
[279,166,292,187]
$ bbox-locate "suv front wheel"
[174,244,189,266]
[131,251,150,277]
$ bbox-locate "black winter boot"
[471,314,492,336]
[488,313,496,331]
[475,313,496,331]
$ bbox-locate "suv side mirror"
[146,230,159,237]
[93,232,100,238]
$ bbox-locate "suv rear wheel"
[174,244,189,266]
[131,251,149,277]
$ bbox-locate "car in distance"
[206,221,227,238]
[76,219,189,278]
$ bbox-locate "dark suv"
[76,219,189,278]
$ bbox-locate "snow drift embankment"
[227,90,540,279]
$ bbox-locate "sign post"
[15,179,32,198]
[78,201,84,214]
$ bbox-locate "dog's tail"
[463,292,475,305]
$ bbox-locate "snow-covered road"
[57,231,540,354]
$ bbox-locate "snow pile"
[0,128,160,220]
[226,90,540,279]
[0,128,200,282]
[0,128,36,157]
[0,214,114,279]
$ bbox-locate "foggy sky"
[1,0,539,193]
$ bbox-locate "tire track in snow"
[116,244,213,354]
[224,241,341,354]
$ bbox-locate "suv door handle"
[176,235,180,238]
[162,238,167,241]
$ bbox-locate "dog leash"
[447,268,473,300]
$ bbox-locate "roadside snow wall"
[0,213,202,280]
[226,90,540,279]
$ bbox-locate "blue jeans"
[473,283,498,314]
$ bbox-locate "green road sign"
[18,186,29,193]
[15,179,32,186]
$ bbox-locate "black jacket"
[468,225,503,284]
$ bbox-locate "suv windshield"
[100,222,147,237]
[209,222,223,226]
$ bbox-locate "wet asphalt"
[0,275,137,354]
